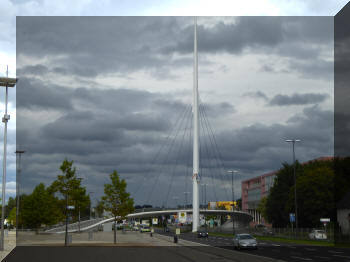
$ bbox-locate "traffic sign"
[320,218,330,223]
[289,213,295,223]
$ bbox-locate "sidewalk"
[0,230,16,261]
[17,231,186,246]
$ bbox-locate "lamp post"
[0,67,17,251]
[15,150,25,238]
[285,139,301,235]
[227,170,238,236]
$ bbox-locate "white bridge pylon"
[192,16,200,233]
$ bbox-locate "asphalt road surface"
[156,230,350,262]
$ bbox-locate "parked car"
[197,230,209,238]
[233,234,258,250]
[140,225,151,233]
[309,229,327,240]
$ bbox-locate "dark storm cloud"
[215,105,333,177]
[269,93,329,106]
[17,16,332,80]
[17,77,73,110]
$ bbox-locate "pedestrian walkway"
[17,231,189,246]
[0,230,16,261]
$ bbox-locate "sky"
[0,0,348,206]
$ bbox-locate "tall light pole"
[0,68,17,251]
[285,139,301,234]
[15,150,25,238]
[183,192,190,209]
[228,170,238,235]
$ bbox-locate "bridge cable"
[144,104,191,205]
[164,105,193,208]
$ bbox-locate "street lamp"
[183,192,190,209]
[0,67,17,251]
[227,170,238,236]
[285,139,301,235]
[15,149,25,238]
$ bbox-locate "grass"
[207,232,335,247]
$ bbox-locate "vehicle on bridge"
[233,234,258,250]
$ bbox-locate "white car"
[309,229,327,240]
[233,234,258,250]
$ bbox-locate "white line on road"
[328,250,344,254]
[314,256,330,259]
[333,254,350,259]
[291,256,312,261]
[304,248,316,251]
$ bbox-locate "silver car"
[233,234,258,250]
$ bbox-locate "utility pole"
[0,67,17,251]
[228,170,238,236]
[15,150,25,238]
[285,139,300,236]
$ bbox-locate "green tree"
[266,162,299,227]
[266,159,335,228]
[21,183,63,231]
[102,170,134,244]
[287,161,335,227]
[5,197,16,217]
[7,207,16,226]
[49,159,89,232]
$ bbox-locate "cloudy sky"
[0,1,347,206]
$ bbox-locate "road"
[156,229,350,262]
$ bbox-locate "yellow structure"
[208,201,235,210]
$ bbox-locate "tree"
[5,197,16,218]
[48,159,90,240]
[266,162,299,227]
[287,161,335,227]
[102,170,134,244]
[21,183,63,231]
[266,159,335,228]
[7,207,16,226]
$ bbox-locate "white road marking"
[291,256,312,261]
[314,256,330,259]
[272,244,280,247]
[333,254,350,259]
[328,250,344,254]
[304,248,316,251]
